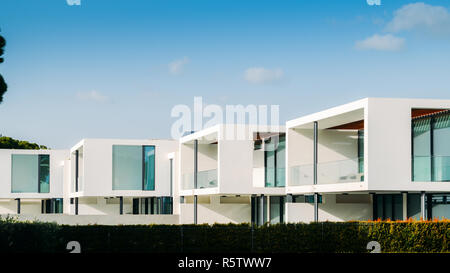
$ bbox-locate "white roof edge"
[179,124,286,143]
[286,98,369,128]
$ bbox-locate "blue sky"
[1,0,450,148]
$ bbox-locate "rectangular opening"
[412,109,450,182]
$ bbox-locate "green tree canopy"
[0,33,7,103]
[0,136,48,150]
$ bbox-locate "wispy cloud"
[385,2,450,35]
[168,57,190,75]
[244,67,284,84]
[76,90,109,103]
[355,34,405,51]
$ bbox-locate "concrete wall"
[219,139,254,194]
[0,149,69,199]
[253,149,265,188]
[0,214,179,225]
[366,98,450,192]
[70,139,177,197]
[180,196,251,224]
[286,194,372,223]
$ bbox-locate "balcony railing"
[413,156,450,182]
[289,158,364,186]
[182,169,218,190]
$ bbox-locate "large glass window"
[113,145,143,190]
[264,135,286,187]
[11,155,39,193]
[407,193,421,221]
[112,145,156,190]
[433,114,450,181]
[412,118,432,181]
[412,112,450,182]
[429,194,450,220]
[269,196,285,224]
[38,155,50,193]
[358,130,364,178]
[143,146,156,190]
[11,154,50,193]
[373,194,403,220]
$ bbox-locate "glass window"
[11,154,39,193]
[54,198,63,214]
[265,149,275,187]
[276,136,286,187]
[269,196,285,224]
[112,145,143,190]
[430,194,450,220]
[407,194,421,221]
[412,112,450,182]
[412,118,431,181]
[304,195,322,203]
[374,194,403,220]
[432,114,450,182]
[143,146,155,190]
[358,130,364,175]
[38,155,50,193]
[264,135,286,187]
[160,197,173,214]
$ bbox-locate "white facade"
[66,138,178,216]
[1,98,449,225]
[0,149,68,214]
[286,98,450,222]
[178,124,286,224]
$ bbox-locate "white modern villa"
[0,98,449,224]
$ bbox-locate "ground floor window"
[132,197,173,215]
[251,196,285,225]
[42,198,63,214]
[373,194,403,221]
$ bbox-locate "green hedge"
[0,218,448,253]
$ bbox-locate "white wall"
[253,149,265,188]
[366,98,450,192]
[0,214,179,225]
[0,149,69,199]
[286,194,372,223]
[72,139,177,197]
[0,199,17,214]
[219,139,254,194]
[180,204,251,224]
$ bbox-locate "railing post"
[16,198,20,214]
[420,191,426,220]
[119,196,123,215]
[194,195,198,224]
[313,121,319,222]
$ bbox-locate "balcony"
[182,169,218,190]
[290,158,363,186]
[413,156,450,182]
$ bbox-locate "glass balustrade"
[182,169,218,189]
[289,158,364,186]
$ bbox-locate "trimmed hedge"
[0,218,448,253]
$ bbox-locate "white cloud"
[386,2,450,35]
[76,90,109,103]
[168,57,189,75]
[355,34,405,51]
[244,67,284,84]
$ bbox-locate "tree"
[0,136,48,150]
[0,33,7,103]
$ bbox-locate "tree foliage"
[0,136,48,150]
[0,33,7,103]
